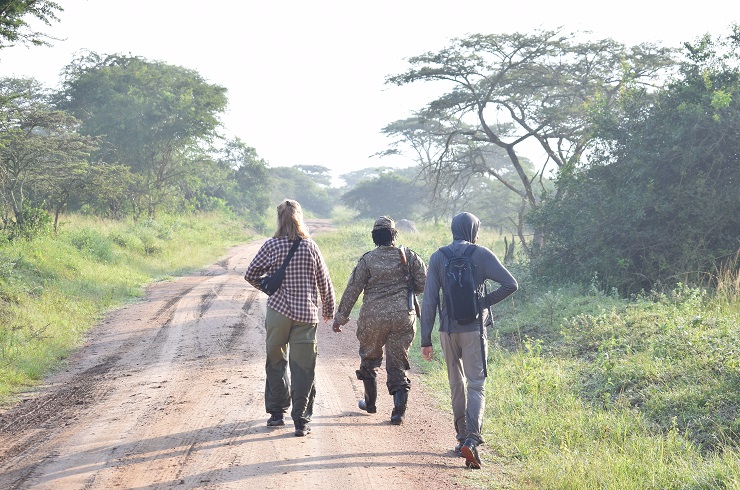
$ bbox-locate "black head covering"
[451,212,480,243]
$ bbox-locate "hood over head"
[451,212,480,242]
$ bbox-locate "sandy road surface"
[0,230,478,489]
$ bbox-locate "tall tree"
[268,166,333,217]
[210,138,270,222]
[74,163,139,220]
[0,0,61,49]
[292,165,332,188]
[56,52,228,218]
[0,77,95,232]
[529,27,740,293]
[339,166,394,189]
[340,172,422,220]
[386,29,675,255]
[381,116,522,225]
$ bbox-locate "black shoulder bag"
[259,239,302,296]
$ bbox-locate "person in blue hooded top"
[419,212,518,469]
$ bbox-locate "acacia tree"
[0,77,95,233]
[56,52,228,218]
[528,27,740,293]
[292,165,332,188]
[0,0,61,48]
[381,116,520,226]
[75,163,138,220]
[339,167,394,189]
[386,29,675,255]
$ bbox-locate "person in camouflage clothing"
[332,216,427,425]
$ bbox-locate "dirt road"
[0,233,477,489]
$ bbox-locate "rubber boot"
[358,378,377,414]
[390,390,408,425]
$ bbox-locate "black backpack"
[440,245,480,324]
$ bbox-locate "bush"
[3,204,52,241]
[62,228,114,262]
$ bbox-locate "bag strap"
[463,244,478,258]
[399,246,421,317]
[277,238,302,271]
[437,246,452,321]
[441,244,477,261]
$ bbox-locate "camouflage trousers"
[355,309,416,394]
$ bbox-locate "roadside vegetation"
[1,4,738,487]
[0,212,250,403]
[1,211,737,488]
[316,222,740,490]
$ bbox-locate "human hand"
[331,319,342,333]
[421,346,434,361]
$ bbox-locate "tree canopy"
[267,166,333,218]
[215,138,270,221]
[528,27,740,293]
[56,52,228,217]
[386,29,676,254]
[340,172,422,220]
[0,77,96,232]
[0,0,61,49]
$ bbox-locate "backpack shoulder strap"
[439,246,453,261]
[437,246,453,319]
[463,244,477,258]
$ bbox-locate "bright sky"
[0,0,734,182]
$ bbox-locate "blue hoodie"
[420,212,518,346]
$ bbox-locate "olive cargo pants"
[264,307,317,427]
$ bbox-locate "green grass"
[0,212,253,404]
[3,213,739,489]
[317,220,740,489]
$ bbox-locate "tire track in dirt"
[0,249,244,489]
[0,238,478,489]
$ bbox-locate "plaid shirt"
[245,237,335,323]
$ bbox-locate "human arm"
[333,257,368,326]
[410,251,427,295]
[478,248,518,307]
[312,243,336,320]
[244,241,274,292]
[419,251,442,348]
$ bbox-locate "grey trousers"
[264,307,317,426]
[440,330,488,444]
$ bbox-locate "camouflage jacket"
[335,245,427,325]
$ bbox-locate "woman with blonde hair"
[245,199,336,437]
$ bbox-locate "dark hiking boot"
[294,423,311,437]
[390,390,408,425]
[454,440,465,456]
[266,413,285,427]
[461,438,481,469]
[358,378,377,414]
